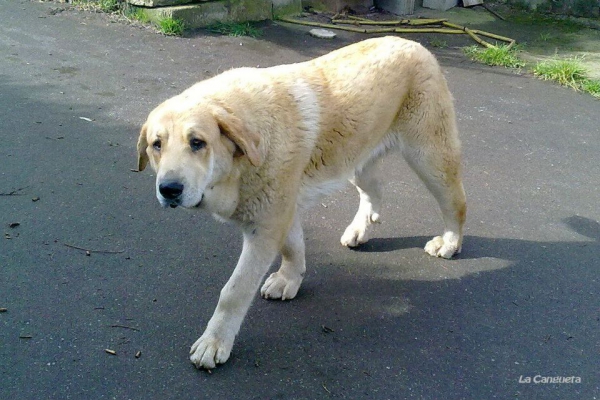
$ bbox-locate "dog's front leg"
[190,227,280,369]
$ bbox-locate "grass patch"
[207,22,262,38]
[508,12,582,34]
[73,0,120,13]
[122,5,150,24]
[581,79,600,98]
[430,38,448,49]
[464,45,600,99]
[532,57,600,97]
[532,57,588,90]
[72,1,183,35]
[157,17,185,36]
[463,45,526,69]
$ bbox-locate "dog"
[137,36,466,369]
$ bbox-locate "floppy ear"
[212,107,263,167]
[137,124,149,171]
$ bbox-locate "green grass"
[533,57,600,98]
[508,12,582,34]
[533,57,588,90]
[73,0,120,13]
[581,79,600,98]
[463,45,526,69]
[97,0,120,13]
[73,1,183,35]
[122,5,150,24]
[430,39,448,49]
[464,45,599,98]
[207,22,262,38]
[157,17,185,36]
[537,33,552,42]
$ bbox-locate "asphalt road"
[1,1,599,399]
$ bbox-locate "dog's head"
[137,97,262,217]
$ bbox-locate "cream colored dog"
[137,37,466,369]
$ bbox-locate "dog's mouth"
[165,195,203,209]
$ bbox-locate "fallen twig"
[63,243,124,254]
[0,187,28,196]
[110,324,140,332]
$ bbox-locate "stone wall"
[125,0,303,29]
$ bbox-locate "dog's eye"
[152,140,161,151]
[190,138,206,152]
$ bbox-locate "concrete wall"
[127,0,303,29]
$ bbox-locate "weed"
[463,45,526,69]
[581,79,600,98]
[507,0,530,11]
[73,0,120,13]
[158,17,185,36]
[97,0,120,13]
[509,12,581,33]
[533,57,588,89]
[430,39,448,49]
[207,22,262,38]
[122,5,150,24]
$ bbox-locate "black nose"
[159,181,184,200]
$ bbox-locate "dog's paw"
[190,333,233,370]
[340,212,379,248]
[424,235,461,259]
[340,224,369,247]
[260,271,302,300]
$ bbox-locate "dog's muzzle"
[158,181,203,208]
[159,181,184,208]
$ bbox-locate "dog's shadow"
[215,216,599,399]
[355,215,599,260]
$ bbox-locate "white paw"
[340,223,369,247]
[340,212,380,248]
[260,271,302,300]
[190,333,234,370]
[424,235,461,259]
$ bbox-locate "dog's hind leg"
[261,213,306,300]
[402,138,466,259]
[340,161,382,247]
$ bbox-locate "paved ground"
[1,1,599,399]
